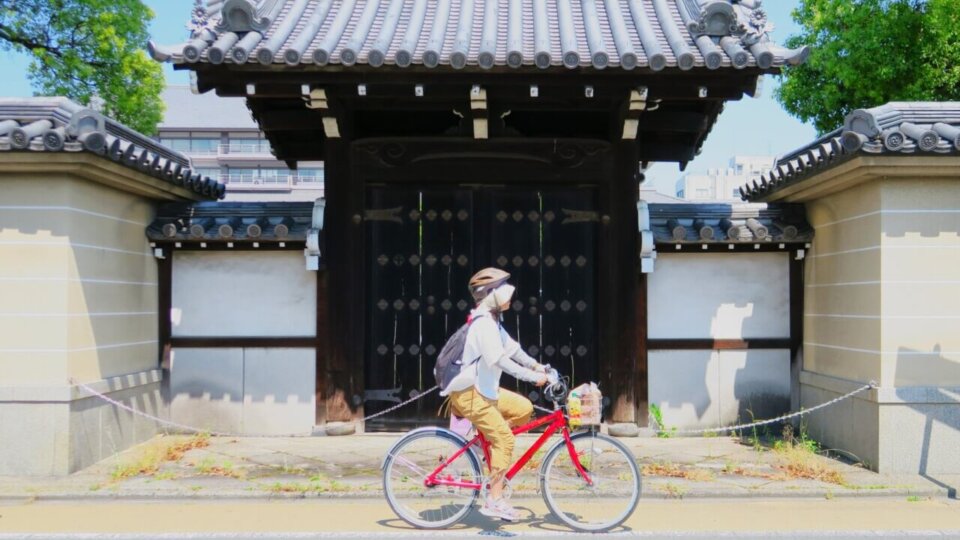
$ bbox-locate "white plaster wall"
[648,253,789,339]
[171,252,316,337]
[649,349,791,430]
[169,347,315,435]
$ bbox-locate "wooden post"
[636,271,649,426]
[157,247,173,370]
[599,141,640,423]
[789,252,804,412]
[322,125,364,423]
[315,269,329,424]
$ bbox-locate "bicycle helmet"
[468,267,511,302]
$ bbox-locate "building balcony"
[220,174,325,194]
[219,143,273,156]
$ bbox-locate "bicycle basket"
[567,383,602,426]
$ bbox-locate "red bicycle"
[381,371,641,532]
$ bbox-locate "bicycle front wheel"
[382,428,481,529]
[540,430,641,532]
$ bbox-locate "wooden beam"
[637,110,710,132]
[647,338,793,350]
[170,337,318,348]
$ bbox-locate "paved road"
[0,498,958,539]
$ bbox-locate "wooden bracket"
[303,87,340,138]
[623,86,659,140]
[470,85,488,140]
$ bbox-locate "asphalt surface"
[0,498,958,539]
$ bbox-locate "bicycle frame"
[424,408,593,490]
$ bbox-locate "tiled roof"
[147,201,315,243]
[151,0,809,71]
[741,102,960,201]
[648,202,813,244]
[0,98,225,200]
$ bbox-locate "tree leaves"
[776,0,960,134]
[0,0,165,134]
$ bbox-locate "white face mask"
[481,283,515,312]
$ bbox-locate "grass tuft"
[110,433,211,481]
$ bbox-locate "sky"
[0,0,817,196]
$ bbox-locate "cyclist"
[441,267,549,522]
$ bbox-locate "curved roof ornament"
[217,0,283,33]
[684,1,741,37]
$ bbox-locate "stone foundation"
[0,370,162,476]
[801,371,960,473]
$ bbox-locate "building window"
[159,137,220,154]
[733,188,741,198]
[191,138,221,154]
[160,138,191,152]
[296,168,324,183]
[224,137,271,154]
[196,167,221,178]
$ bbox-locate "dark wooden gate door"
[365,186,597,430]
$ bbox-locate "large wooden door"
[365,186,597,430]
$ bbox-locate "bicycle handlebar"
[542,367,568,404]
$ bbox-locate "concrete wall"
[0,175,161,475]
[801,174,960,473]
[168,252,316,435]
[647,252,791,429]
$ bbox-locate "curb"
[0,484,948,503]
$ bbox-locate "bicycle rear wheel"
[540,430,641,532]
[382,428,481,529]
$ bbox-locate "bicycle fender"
[380,426,471,470]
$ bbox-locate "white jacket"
[441,307,542,399]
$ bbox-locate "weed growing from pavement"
[642,461,716,482]
[648,404,676,438]
[772,424,845,485]
[110,433,211,481]
[194,457,245,479]
[661,482,687,499]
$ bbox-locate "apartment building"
[157,85,324,202]
[676,156,774,201]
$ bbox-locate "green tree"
[0,0,165,134]
[776,0,960,134]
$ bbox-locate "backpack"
[433,315,484,391]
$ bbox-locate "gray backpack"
[433,316,484,390]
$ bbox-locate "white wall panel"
[648,252,789,339]
[242,348,315,435]
[169,348,244,434]
[172,252,316,337]
[649,349,790,430]
[169,347,316,435]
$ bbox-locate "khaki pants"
[448,387,533,475]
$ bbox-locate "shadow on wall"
[894,345,960,485]
[0,184,166,465]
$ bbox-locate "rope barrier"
[71,378,876,438]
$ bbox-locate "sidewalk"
[1,432,956,502]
